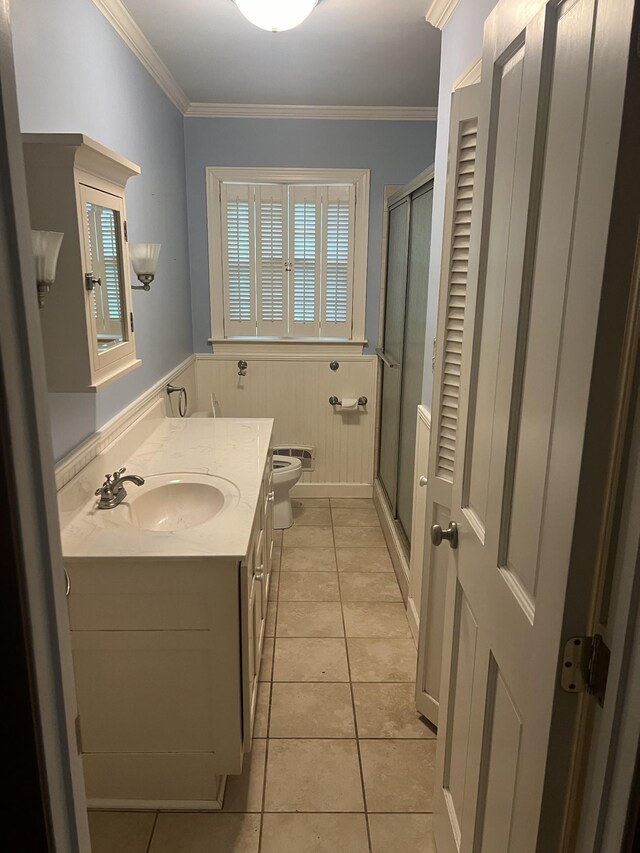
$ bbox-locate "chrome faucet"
[95,467,145,510]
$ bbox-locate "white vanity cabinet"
[65,451,274,809]
[23,134,141,392]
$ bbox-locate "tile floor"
[88,497,437,853]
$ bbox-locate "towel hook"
[238,359,247,376]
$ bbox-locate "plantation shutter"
[255,184,287,336]
[321,184,354,337]
[436,116,478,480]
[289,185,321,337]
[222,183,256,336]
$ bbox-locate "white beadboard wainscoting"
[408,406,431,641]
[194,354,377,496]
[54,356,197,489]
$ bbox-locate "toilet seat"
[272,454,302,482]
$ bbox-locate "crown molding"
[185,103,437,121]
[425,0,460,29]
[92,0,190,113]
[452,56,482,91]
[93,0,437,121]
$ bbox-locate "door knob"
[419,475,428,487]
[431,521,459,549]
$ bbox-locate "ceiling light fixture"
[234,0,318,32]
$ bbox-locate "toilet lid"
[273,454,302,471]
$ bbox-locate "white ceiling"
[120,0,441,107]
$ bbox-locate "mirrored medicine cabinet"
[23,134,142,392]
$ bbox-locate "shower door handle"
[375,348,399,369]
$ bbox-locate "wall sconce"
[129,243,161,291]
[32,230,64,308]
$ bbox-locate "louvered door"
[416,84,479,726]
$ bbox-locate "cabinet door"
[72,630,243,773]
[78,184,136,380]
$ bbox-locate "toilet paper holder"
[329,396,368,407]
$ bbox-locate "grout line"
[332,507,374,853]
[144,811,159,853]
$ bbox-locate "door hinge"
[75,715,83,754]
[130,311,134,333]
[123,220,128,242]
[561,634,610,706]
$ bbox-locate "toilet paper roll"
[341,398,359,411]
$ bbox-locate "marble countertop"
[58,417,273,560]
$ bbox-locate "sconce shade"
[129,242,161,276]
[234,0,318,32]
[32,230,64,284]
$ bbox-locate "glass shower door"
[395,185,432,541]
[378,198,410,509]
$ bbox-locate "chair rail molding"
[425,0,460,29]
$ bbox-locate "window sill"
[207,338,368,357]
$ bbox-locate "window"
[207,168,369,347]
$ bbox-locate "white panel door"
[416,83,480,726]
[434,0,635,851]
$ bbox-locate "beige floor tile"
[281,547,337,572]
[259,637,274,681]
[360,740,435,812]
[268,571,280,601]
[261,814,369,853]
[149,813,260,853]
[368,814,435,853]
[273,638,349,682]
[265,600,277,637]
[269,682,355,738]
[339,573,402,602]
[279,572,340,602]
[223,739,267,812]
[277,601,344,637]
[330,498,375,508]
[353,683,435,738]
[293,506,333,526]
[88,811,155,853]
[271,547,282,572]
[283,525,334,548]
[273,529,284,545]
[334,526,386,547]
[254,683,270,738]
[347,639,417,682]
[264,739,364,812]
[343,602,411,638]
[331,507,381,527]
[336,547,393,573]
[292,497,330,507]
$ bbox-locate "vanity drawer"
[67,559,239,632]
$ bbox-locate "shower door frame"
[375,166,434,555]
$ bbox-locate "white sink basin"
[127,473,239,532]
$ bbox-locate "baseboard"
[373,479,410,604]
[407,595,420,644]
[291,483,373,498]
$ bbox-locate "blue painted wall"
[421,0,499,409]
[11,0,193,460]
[184,117,437,353]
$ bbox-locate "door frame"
[0,3,90,850]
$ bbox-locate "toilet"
[272,455,303,529]
[191,409,302,529]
